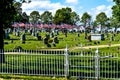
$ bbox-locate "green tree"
[81,12,91,27]
[41,11,53,24]
[29,11,40,24]
[0,0,30,63]
[111,0,120,31]
[21,12,29,23]
[13,2,29,23]
[81,12,91,39]
[95,12,108,33]
[70,11,80,25]
[54,7,72,25]
[0,0,17,63]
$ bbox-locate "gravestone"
[43,37,48,44]
[5,30,10,39]
[52,41,56,47]
[21,33,26,44]
[55,30,59,35]
[16,31,20,36]
[77,33,80,37]
[50,32,54,38]
[8,28,12,34]
[24,29,27,33]
[32,30,35,36]
[53,36,59,43]
[35,32,41,40]
[35,32,39,38]
[45,33,50,40]
[28,29,32,35]
[110,36,114,41]
[91,34,105,41]
[88,35,91,42]
[37,36,42,40]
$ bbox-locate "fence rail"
[0,48,119,79]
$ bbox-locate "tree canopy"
[41,11,53,24]
[81,12,91,27]
[54,7,73,25]
[112,0,120,28]
[30,11,40,24]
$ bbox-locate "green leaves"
[112,0,120,28]
[30,11,40,24]
[41,11,53,24]
[53,7,80,25]
[96,12,108,26]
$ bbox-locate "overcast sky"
[21,0,114,20]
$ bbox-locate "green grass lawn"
[4,32,120,51]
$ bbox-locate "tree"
[54,7,72,25]
[13,2,29,23]
[29,11,40,24]
[70,11,80,25]
[81,12,91,39]
[41,11,53,24]
[112,0,120,31]
[95,12,108,33]
[0,0,31,63]
[81,12,91,27]
[0,0,17,63]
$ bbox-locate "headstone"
[21,33,26,44]
[32,30,35,36]
[35,32,41,40]
[65,33,67,37]
[52,41,56,47]
[28,29,32,35]
[5,30,10,39]
[91,34,105,41]
[8,28,12,34]
[56,30,59,35]
[35,32,39,38]
[50,32,54,38]
[101,34,105,40]
[88,35,91,42]
[46,33,50,40]
[43,37,48,44]
[16,31,20,36]
[37,36,42,40]
[77,33,80,37]
[53,36,59,43]
[110,36,114,41]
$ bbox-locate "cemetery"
[4,25,120,53]
[1,0,120,79]
[2,23,120,80]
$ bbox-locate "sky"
[21,0,115,20]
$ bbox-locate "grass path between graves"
[70,43,120,51]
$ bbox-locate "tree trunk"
[0,23,5,63]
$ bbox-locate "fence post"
[64,45,69,78]
[95,48,100,80]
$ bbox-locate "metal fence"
[0,47,119,80]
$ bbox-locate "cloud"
[106,0,112,2]
[21,0,66,15]
[89,5,112,20]
[66,0,78,4]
